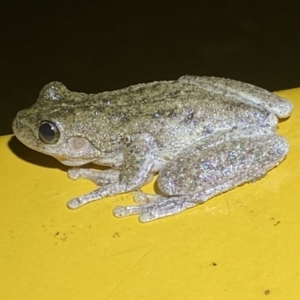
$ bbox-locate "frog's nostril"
[12,119,17,133]
[12,117,22,133]
[17,110,25,118]
[15,110,28,120]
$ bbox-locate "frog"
[12,75,293,222]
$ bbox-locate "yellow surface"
[1,88,300,300]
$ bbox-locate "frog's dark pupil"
[39,121,60,144]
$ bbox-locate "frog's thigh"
[157,134,289,197]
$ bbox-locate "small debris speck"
[264,289,270,295]
[113,232,121,238]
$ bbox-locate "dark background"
[1,0,300,136]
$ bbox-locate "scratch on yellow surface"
[1,88,300,299]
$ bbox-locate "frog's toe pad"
[67,168,81,180]
[67,198,81,209]
[139,212,157,223]
[113,206,128,217]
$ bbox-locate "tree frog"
[12,76,293,222]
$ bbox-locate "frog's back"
[82,77,277,158]
[87,79,193,109]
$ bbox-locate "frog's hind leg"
[114,130,289,222]
[114,183,234,222]
[133,190,164,204]
[113,159,278,223]
[114,170,270,223]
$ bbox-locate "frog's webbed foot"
[113,195,199,222]
[68,168,120,186]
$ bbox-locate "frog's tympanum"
[12,76,293,222]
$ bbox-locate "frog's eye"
[38,121,60,144]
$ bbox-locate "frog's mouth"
[52,155,93,166]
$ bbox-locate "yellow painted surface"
[1,88,300,300]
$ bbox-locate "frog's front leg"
[67,133,155,209]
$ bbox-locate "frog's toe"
[133,191,148,203]
[139,212,158,223]
[113,204,143,217]
[67,168,81,180]
[113,204,158,222]
[133,191,166,203]
[67,198,81,209]
[113,206,128,217]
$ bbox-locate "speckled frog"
[12,76,293,222]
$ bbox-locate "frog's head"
[12,82,104,166]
